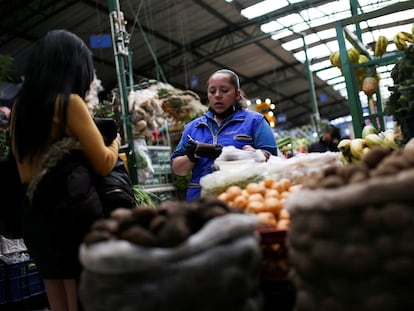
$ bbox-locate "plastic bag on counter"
[79,213,263,311]
[215,145,266,163]
[199,146,269,196]
[201,151,341,196]
[200,160,267,196]
[266,151,341,184]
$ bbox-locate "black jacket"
[24,137,104,279]
[308,137,338,153]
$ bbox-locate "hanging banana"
[394,34,407,51]
[347,48,360,64]
[329,51,341,68]
[398,31,414,43]
[374,35,388,57]
[393,31,414,51]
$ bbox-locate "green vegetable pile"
[386,45,414,143]
[133,184,157,208]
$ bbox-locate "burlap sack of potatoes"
[285,168,414,311]
[78,213,263,311]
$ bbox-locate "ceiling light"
[326,76,345,86]
[310,60,331,71]
[281,38,303,51]
[241,0,289,19]
[261,21,283,33]
[271,29,293,41]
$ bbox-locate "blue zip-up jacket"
[171,109,278,201]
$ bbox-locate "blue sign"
[90,34,112,49]
[190,76,199,89]
[277,113,287,123]
[319,93,328,102]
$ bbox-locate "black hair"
[325,124,341,141]
[208,69,244,110]
[12,29,95,161]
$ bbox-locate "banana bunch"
[330,49,371,92]
[338,127,399,164]
[329,48,361,68]
[347,48,360,64]
[354,55,369,91]
[394,31,414,51]
[374,35,388,57]
[329,51,341,68]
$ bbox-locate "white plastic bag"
[215,146,266,163]
[133,138,154,183]
[0,235,27,255]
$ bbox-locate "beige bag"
[285,168,414,311]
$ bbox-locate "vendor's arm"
[171,155,196,176]
[170,135,195,176]
[66,94,120,176]
[253,118,278,157]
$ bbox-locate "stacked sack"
[79,197,263,311]
[285,141,414,311]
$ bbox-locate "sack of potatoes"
[79,197,264,311]
[285,145,414,311]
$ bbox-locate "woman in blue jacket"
[171,69,278,202]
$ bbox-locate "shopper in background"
[10,30,121,311]
[171,69,278,202]
[308,124,341,153]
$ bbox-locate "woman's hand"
[114,133,122,150]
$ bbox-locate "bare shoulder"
[69,93,84,104]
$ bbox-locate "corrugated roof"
[1,0,413,129]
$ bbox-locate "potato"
[263,176,276,188]
[225,185,242,200]
[279,208,290,220]
[91,219,119,233]
[121,225,158,246]
[246,200,266,213]
[277,219,290,230]
[246,182,266,195]
[264,197,282,215]
[110,207,134,222]
[278,178,292,192]
[264,188,279,198]
[84,230,114,246]
[248,193,264,202]
[256,212,277,228]
[320,175,345,188]
[217,192,230,202]
[232,194,248,209]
